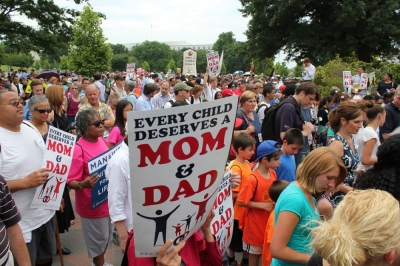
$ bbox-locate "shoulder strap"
[190,96,194,105]
[75,143,84,160]
[240,110,251,126]
[230,164,242,176]
[248,174,258,201]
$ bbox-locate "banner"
[182,49,197,76]
[360,73,368,89]
[31,126,75,210]
[367,72,376,91]
[126,63,136,81]
[89,142,123,209]
[343,71,351,95]
[207,51,220,76]
[210,170,233,254]
[128,96,238,257]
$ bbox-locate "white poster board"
[128,96,238,257]
[126,63,136,80]
[31,126,75,210]
[182,49,197,76]
[343,71,352,95]
[207,51,220,76]
[210,170,233,254]
[360,73,368,89]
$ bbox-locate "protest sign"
[127,96,238,257]
[31,126,75,210]
[126,63,136,80]
[360,73,368,89]
[343,71,352,95]
[182,49,197,76]
[207,51,220,76]
[89,142,123,209]
[211,170,233,254]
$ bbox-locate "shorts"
[81,216,113,258]
[243,241,262,255]
[228,219,243,253]
[25,215,56,265]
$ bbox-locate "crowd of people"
[0,57,400,266]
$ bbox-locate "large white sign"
[360,73,368,89]
[126,63,136,81]
[343,71,352,95]
[31,126,75,210]
[182,49,197,76]
[207,51,220,76]
[128,96,238,257]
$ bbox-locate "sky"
[15,0,296,68]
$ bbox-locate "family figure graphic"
[38,176,65,203]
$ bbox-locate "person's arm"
[7,168,49,193]
[203,68,209,89]
[318,199,333,221]
[380,109,393,140]
[7,223,31,266]
[361,138,378,165]
[199,210,223,266]
[270,211,311,264]
[104,113,115,129]
[327,140,344,157]
[114,220,128,253]
[237,200,275,211]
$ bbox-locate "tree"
[239,0,400,63]
[59,55,70,71]
[223,42,252,73]
[142,61,150,72]
[293,62,303,77]
[131,41,173,72]
[33,60,41,71]
[42,59,50,70]
[111,54,129,71]
[165,59,177,72]
[212,32,236,55]
[68,4,112,76]
[196,50,208,73]
[3,53,34,68]
[274,62,290,77]
[221,63,227,75]
[0,0,88,54]
[111,44,129,55]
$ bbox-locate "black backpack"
[261,97,303,141]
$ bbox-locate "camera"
[310,118,319,125]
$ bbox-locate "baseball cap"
[255,140,281,162]
[174,82,192,92]
[222,89,233,97]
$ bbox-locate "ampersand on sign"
[56,155,62,162]
[175,163,195,179]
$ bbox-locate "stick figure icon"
[191,189,217,224]
[137,205,180,246]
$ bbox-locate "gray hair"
[125,80,136,92]
[28,95,49,111]
[76,108,99,135]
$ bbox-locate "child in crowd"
[276,129,304,182]
[262,180,290,266]
[227,133,256,266]
[257,84,276,123]
[237,140,282,266]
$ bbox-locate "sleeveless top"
[328,134,359,207]
[53,110,68,132]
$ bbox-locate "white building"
[123,41,213,51]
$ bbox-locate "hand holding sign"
[156,240,185,266]
[81,173,99,188]
[230,172,241,189]
[25,168,50,188]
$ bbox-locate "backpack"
[190,95,201,104]
[261,97,304,141]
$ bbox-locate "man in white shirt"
[0,90,55,266]
[302,57,316,81]
[352,66,367,96]
[151,81,172,109]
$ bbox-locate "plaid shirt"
[78,101,112,120]
[151,92,173,109]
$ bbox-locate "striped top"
[0,174,21,260]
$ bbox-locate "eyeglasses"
[34,108,52,114]
[71,87,78,90]
[89,120,105,127]
[0,100,26,107]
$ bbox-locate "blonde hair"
[45,85,64,115]
[312,189,400,266]
[108,92,121,102]
[297,147,347,193]
[192,85,203,94]
[239,91,257,107]
[209,76,218,84]
[255,82,263,88]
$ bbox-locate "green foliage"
[274,62,289,77]
[166,59,177,72]
[111,44,129,55]
[293,62,303,77]
[221,62,227,75]
[224,42,252,73]
[0,0,87,54]
[239,0,400,63]
[131,41,172,72]
[3,53,34,68]
[196,50,208,73]
[33,60,41,71]
[111,54,129,71]
[142,61,150,72]
[68,4,112,76]
[59,55,70,71]
[42,59,50,70]
[212,32,236,55]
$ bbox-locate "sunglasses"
[89,120,105,127]
[71,87,78,90]
[34,108,52,114]
[1,100,26,107]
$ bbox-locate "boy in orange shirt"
[227,133,256,266]
[262,180,290,266]
[237,140,281,266]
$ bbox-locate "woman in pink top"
[107,100,133,149]
[65,82,82,125]
[67,108,112,266]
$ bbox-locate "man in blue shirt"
[380,88,400,142]
[135,83,159,111]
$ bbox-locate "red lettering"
[200,127,227,155]
[47,140,72,156]
[137,141,171,167]
[173,137,198,160]
[212,220,220,235]
[142,186,170,206]
[170,180,196,201]
[197,170,218,193]
[46,161,67,175]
